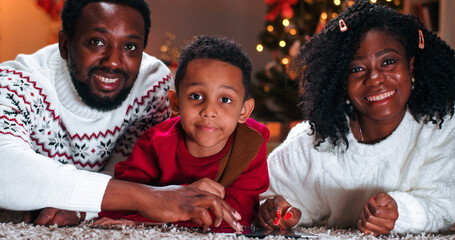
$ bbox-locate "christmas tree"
[251,0,402,122]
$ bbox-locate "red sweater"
[99,117,269,228]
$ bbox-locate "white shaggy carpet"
[1,210,454,239]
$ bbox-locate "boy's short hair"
[174,35,252,100]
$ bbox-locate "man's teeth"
[366,90,395,102]
[95,74,119,84]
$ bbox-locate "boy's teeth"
[366,90,395,102]
[95,74,119,83]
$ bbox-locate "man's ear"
[238,98,255,124]
[168,89,180,117]
[58,30,69,60]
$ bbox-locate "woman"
[258,0,455,236]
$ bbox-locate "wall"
[0,0,273,76]
[145,0,272,77]
[0,0,52,62]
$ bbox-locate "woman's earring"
[411,77,415,90]
[345,99,350,105]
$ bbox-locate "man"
[0,0,242,231]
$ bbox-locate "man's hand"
[358,192,398,236]
[101,179,243,231]
[257,195,301,230]
[23,207,85,227]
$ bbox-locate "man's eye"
[190,94,203,100]
[90,39,104,46]
[220,97,232,104]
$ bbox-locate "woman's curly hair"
[293,0,455,149]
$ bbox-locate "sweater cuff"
[67,171,112,212]
[389,191,427,233]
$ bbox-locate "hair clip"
[418,29,425,49]
[339,19,348,32]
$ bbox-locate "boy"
[97,35,270,229]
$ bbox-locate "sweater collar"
[346,110,417,156]
[52,53,113,119]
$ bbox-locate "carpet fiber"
[1,210,454,239]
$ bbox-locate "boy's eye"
[220,97,232,104]
[190,94,203,100]
[125,44,137,51]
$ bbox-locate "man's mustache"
[88,66,129,80]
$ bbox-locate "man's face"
[60,2,146,111]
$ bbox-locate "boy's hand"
[23,207,85,226]
[358,192,398,236]
[94,217,136,226]
[257,195,301,229]
[189,178,225,199]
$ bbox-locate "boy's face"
[169,59,254,157]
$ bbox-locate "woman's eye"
[382,59,396,66]
[220,97,232,104]
[190,94,203,100]
[90,39,104,46]
[350,66,363,73]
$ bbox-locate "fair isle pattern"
[0,68,171,171]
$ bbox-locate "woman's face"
[346,29,414,125]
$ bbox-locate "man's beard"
[68,58,136,112]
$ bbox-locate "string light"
[334,0,341,6]
[348,0,354,6]
[394,0,400,5]
[332,13,338,19]
[267,25,274,32]
[256,44,264,52]
[282,19,290,27]
[290,29,297,35]
[281,57,289,65]
[386,0,392,2]
[370,0,377,3]
[279,40,286,47]
[321,12,328,20]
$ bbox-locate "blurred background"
[0,0,453,143]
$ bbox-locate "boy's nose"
[201,104,217,118]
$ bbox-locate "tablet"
[210,227,317,239]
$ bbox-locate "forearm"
[0,140,111,211]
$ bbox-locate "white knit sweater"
[0,44,172,213]
[261,111,455,233]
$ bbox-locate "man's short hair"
[61,0,151,47]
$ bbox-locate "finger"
[281,206,302,229]
[33,208,59,225]
[257,210,273,229]
[360,206,391,235]
[358,220,376,236]
[258,200,274,229]
[366,200,398,229]
[47,211,80,227]
[23,210,40,223]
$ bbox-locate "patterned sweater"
[0,44,172,213]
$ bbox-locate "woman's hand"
[257,195,301,229]
[358,192,398,236]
